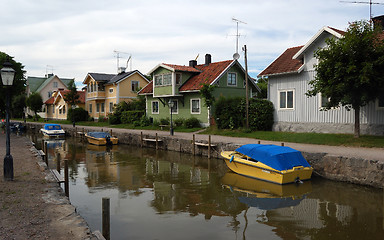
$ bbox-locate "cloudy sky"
[1,0,383,87]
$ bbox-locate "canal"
[30,134,383,240]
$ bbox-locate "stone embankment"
[30,123,384,188]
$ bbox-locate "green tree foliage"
[64,80,80,107]
[256,77,268,99]
[0,52,26,117]
[26,92,43,120]
[108,96,146,124]
[199,83,216,108]
[307,20,384,138]
[11,94,26,118]
[214,97,274,131]
[67,108,89,122]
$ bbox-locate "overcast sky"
[1,0,384,88]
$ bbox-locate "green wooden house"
[138,54,260,126]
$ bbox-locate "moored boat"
[85,132,118,146]
[221,144,313,185]
[40,124,65,137]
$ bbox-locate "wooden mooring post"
[56,152,61,172]
[155,133,159,150]
[141,131,143,148]
[208,135,211,159]
[64,160,69,197]
[192,134,195,156]
[281,142,285,147]
[102,197,111,240]
[44,141,48,166]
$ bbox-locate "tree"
[12,94,27,119]
[199,83,217,124]
[26,92,43,121]
[307,20,384,138]
[64,80,80,126]
[256,77,268,99]
[0,52,26,117]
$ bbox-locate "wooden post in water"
[208,135,211,159]
[44,141,48,166]
[56,152,61,172]
[281,142,284,147]
[102,197,111,240]
[258,140,261,144]
[192,134,195,156]
[75,127,77,138]
[140,131,143,148]
[64,160,69,197]
[155,133,158,150]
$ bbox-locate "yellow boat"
[221,144,313,185]
[85,132,118,146]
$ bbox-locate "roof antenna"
[126,55,132,71]
[113,50,130,72]
[231,17,247,59]
[340,0,384,21]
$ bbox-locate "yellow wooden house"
[83,70,149,120]
[44,90,86,120]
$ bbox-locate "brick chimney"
[189,60,197,68]
[205,54,211,65]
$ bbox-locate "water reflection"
[30,134,384,240]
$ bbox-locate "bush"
[213,97,274,131]
[174,118,185,127]
[121,110,145,124]
[184,117,200,128]
[67,108,89,122]
[159,118,169,125]
[108,114,120,124]
[139,115,151,127]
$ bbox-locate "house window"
[152,101,159,114]
[109,102,114,112]
[52,105,55,114]
[48,91,52,98]
[109,88,113,93]
[131,81,139,92]
[89,104,92,113]
[101,103,105,113]
[53,82,58,88]
[279,90,294,109]
[90,83,93,92]
[191,99,200,114]
[227,73,237,86]
[63,106,66,114]
[377,95,384,109]
[176,73,182,85]
[170,100,178,114]
[154,73,172,86]
[96,103,100,113]
[320,93,330,108]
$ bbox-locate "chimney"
[205,54,211,65]
[118,67,126,74]
[189,60,197,68]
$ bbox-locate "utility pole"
[243,45,249,129]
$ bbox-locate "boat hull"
[40,129,65,138]
[221,151,313,185]
[85,134,118,146]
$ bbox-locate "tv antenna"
[340,1,384,20]
[126,55,132,71]
[113,50,130,72]
[46,65,54,75]
[231,17,247,57]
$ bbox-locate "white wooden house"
[258,26,384,136]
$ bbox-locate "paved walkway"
[68,124,384,162]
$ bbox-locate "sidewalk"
[71,124,384,163]
[0,132,94,240]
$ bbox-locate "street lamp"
[168,99,174,136]
[1,59,15,181]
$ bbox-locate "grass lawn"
[20,119,384,148]
[201,128,384,148]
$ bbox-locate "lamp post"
[1,59,15,181]
[168,99,174,136]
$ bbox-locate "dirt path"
[0,132,94,240]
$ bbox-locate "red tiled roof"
[258,46,304,76]
[328,27,346,36]
[179,60,233,91]
[138,60,234,94]
[45,96,54,104]
[163,63,201,73]
[138,81,153,94]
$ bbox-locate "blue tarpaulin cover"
[43,124,62,130]
[87,132,110,138]
[235,144,311,171]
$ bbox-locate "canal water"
[31,135,383,240]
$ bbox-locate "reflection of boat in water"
[221,172,311,210]
[221,144,313,184]
[86,143,114,152]
[40,124,66,137]
[45,139,65,148]
[85,132,118,146]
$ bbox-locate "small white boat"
[40,124,65,137]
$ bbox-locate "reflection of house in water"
[85,147,118,187]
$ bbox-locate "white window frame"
[53,81,58,88]
[89,104,92,113]
[101,103,105,113]
[131,81,139,92]
[154,73,172,86]
[152,101,159,114]
[109,102,114,113]
[376,96,384,110]
[109,88,114,93]
[227,72,237,87]
[176,73,182,85]
[96,103,100,113]
[190,98,201,114]
[278,89,295,110]
[169,99,178,114]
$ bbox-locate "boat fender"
[230,155,234,163]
